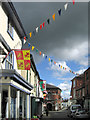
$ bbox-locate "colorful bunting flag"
[36,27,39,33]
[64,3,68,11]
[54,61,56,64]
[59,64,60,67]
[24,37,26,40]
[43,22,45,27]
[43,54,45,57]
[52,13,55,21]
[15,50,30,70]
[49,58,50,61]
[61,66,62,69]
[40,24,42,29]
[45,56,47,59]
[72,0,75,5]
[24,37,26,44]
[51,60,53,62]
[39,51,41,55]
[28,43,30,47]
[32,46,35,51]
[36,49,38,53]
[29,32,32,37]
[58,9,61,16]
[47,19,50,24]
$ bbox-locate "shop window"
[2,90,8,118]
[7,17,14,40]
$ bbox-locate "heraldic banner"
[15,50,30,70]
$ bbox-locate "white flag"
[36,27,39,33]
[64,3,68,11]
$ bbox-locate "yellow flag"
[29,32,32,37]
[32,46,34,51]
[49,58,50,61]
[61,66,62,69]
[52,13,55,21]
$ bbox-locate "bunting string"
[1,1,78,75]
[22,1,78,75]
[24,1,75,41]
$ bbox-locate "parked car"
[73,108,88,119]
[68,104,82,118]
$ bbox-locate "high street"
[41,109,73,120]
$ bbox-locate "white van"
[70,104,82,117]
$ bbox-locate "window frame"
[7,17,14,40]
[5,51,14,69]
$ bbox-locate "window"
[86,72,88,80]
[87,85,88,95]
[7,18,14,40]
[5,52,14,69]
[73,89,76,98]
[73,79,75,88]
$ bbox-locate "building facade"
[71,67,90,111]
[0,1,33,119]
[44,84,62,111]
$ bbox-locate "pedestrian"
[46,108,49,116]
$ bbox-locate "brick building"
[84,67,90,110]
[71,67,90,111]
[44,84,62,111]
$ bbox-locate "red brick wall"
[85,68,90,96]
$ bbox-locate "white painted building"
[0,1,33,119]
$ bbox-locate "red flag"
[40,24,42,29]
[72,0,75,5]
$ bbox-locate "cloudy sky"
[13,1,89,99]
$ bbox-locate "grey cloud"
[13,2,88,64]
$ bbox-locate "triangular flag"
[61,66,62,69]
[49,58,50,61]
[39,51,41,55]
[40,24,42,29]
[65,68,66,70]
[24,37,26,40]
[59,64,60,67]
[64,3,68,11]
[58,9,61,16]
[45,56,47,59]
[52,13,55,21]
[47,19,50,24]
[28,43,30,47]
[29,32,32,37]
[43,54,45,57]
[43,22,45,27]
[72,0,75,5]
[51,60,53,62]
[36,27,39,33]
[32,46,34,51]
[54,61,56,64]
[36,49,38,53]
[24,37,26,44]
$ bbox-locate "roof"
[71,73,84,81]
[2,1,27,38]
[46,83,62,91]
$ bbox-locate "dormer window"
[7,18,14,40]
